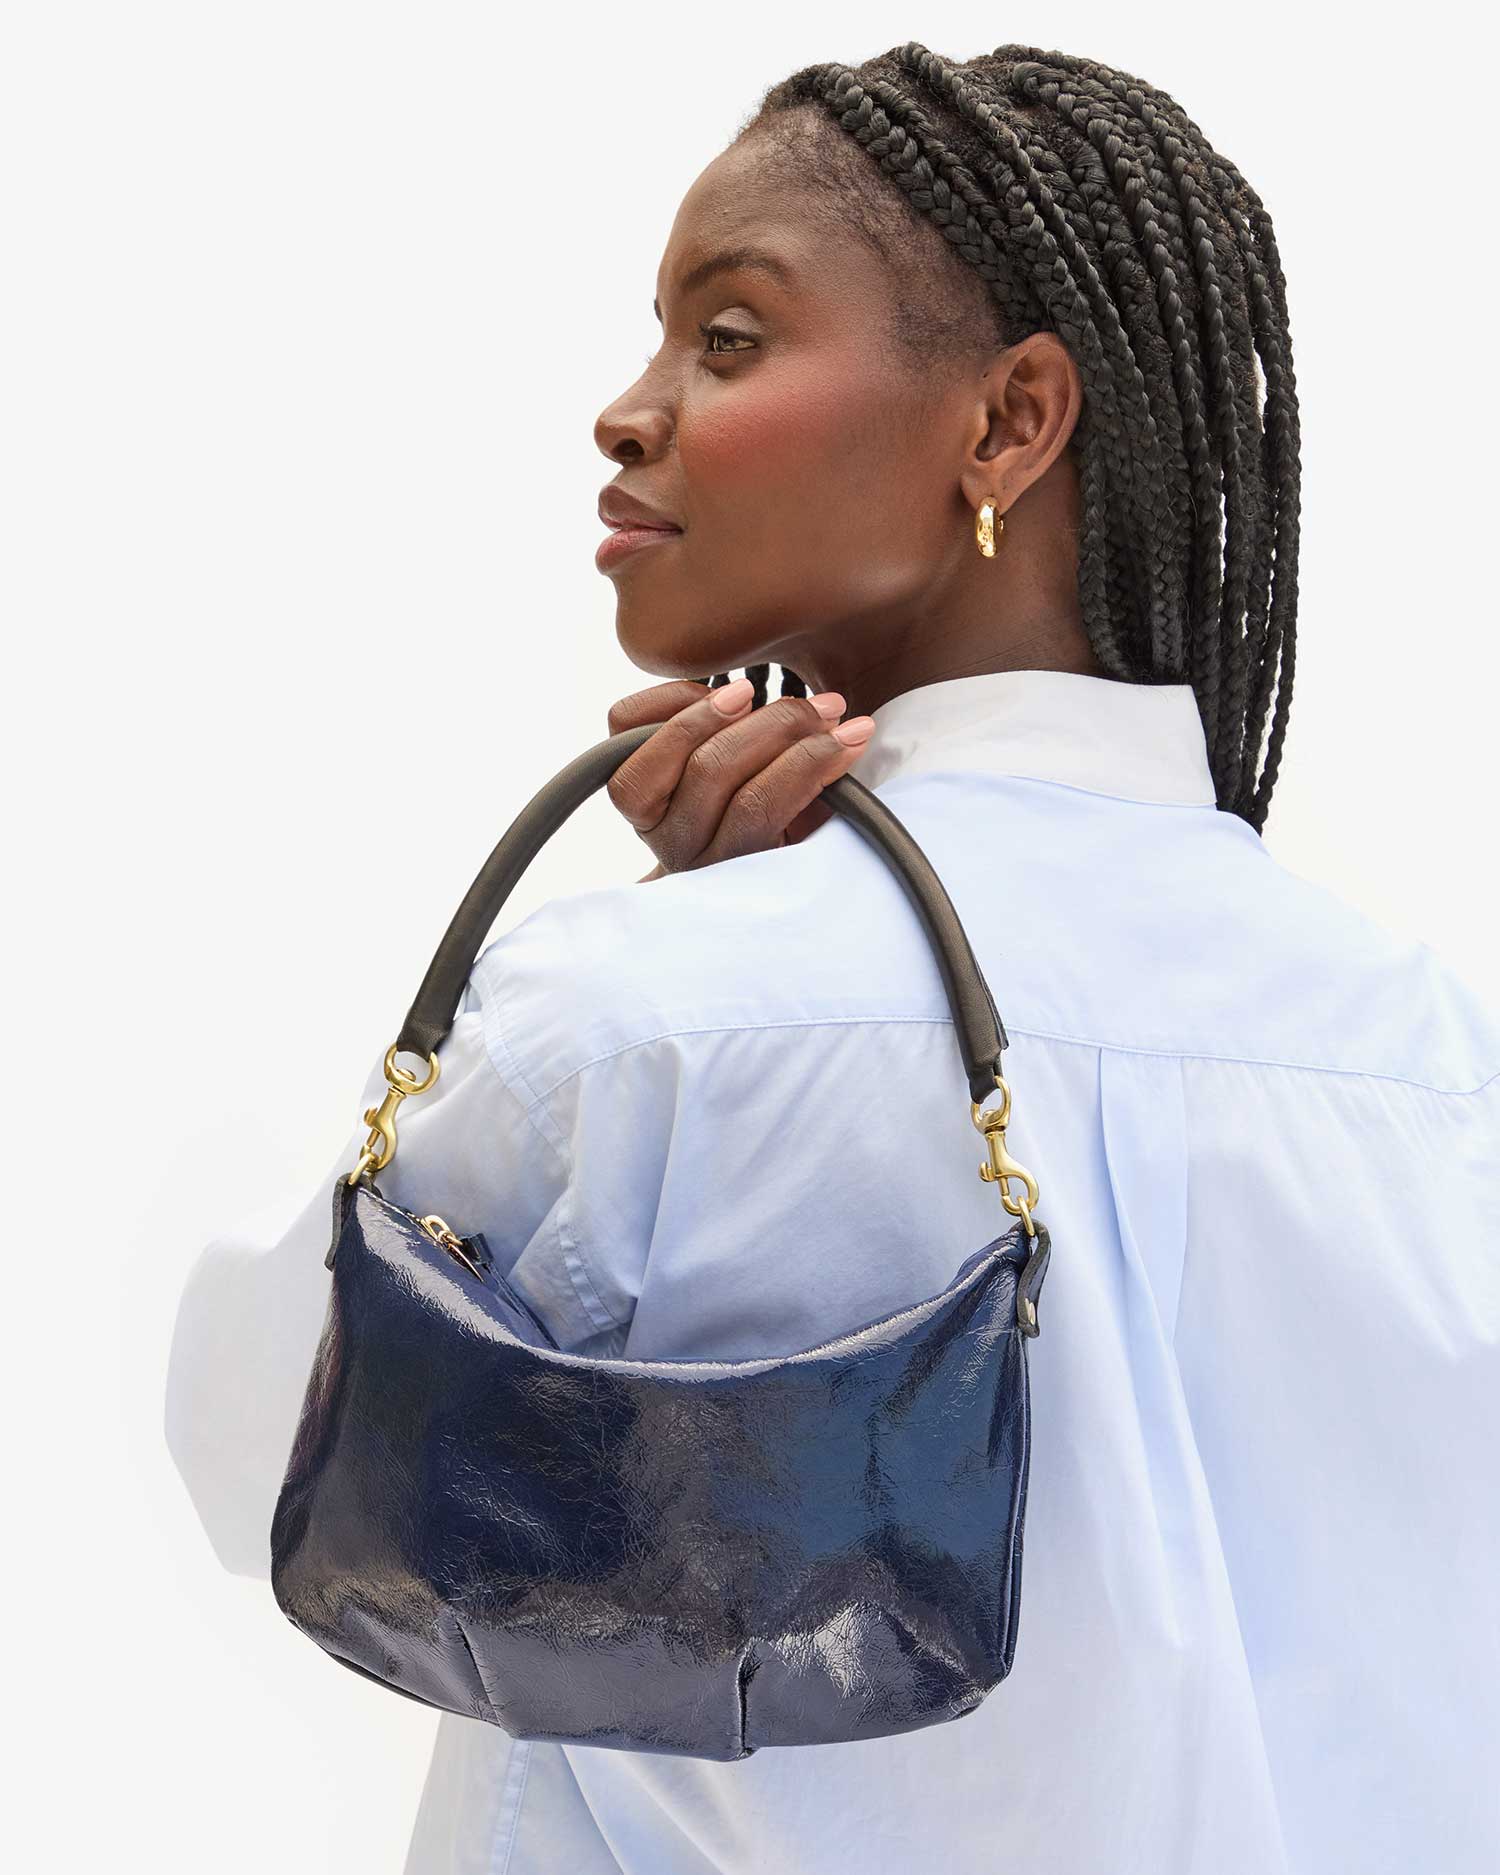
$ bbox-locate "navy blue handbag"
[270,725,1052,1760]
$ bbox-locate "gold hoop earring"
[975,499,1004,558]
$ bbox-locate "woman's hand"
[604,678,876,880]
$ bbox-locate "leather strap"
[394,722,1010,1107]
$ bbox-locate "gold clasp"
[970,1071,1039,1240]
[346,1044,440,1186]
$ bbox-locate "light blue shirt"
[166,668,1500,1875]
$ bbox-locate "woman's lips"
[595,522,682,570]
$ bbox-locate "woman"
[166,43,1500,1875]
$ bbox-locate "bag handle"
[347,723,1040,1238]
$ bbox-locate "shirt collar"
[851,668,1218,807]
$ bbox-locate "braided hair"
[692,43,1300,832]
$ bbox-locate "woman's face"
[593,133,1003,693]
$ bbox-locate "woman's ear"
[958,332,1083,516]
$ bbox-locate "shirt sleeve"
[373,972,646,1353]
[163,971,654,1583]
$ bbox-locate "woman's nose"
[594,380,673,463]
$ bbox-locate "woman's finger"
[783,796,834,848]
[606,679,717,734]
[686,712,875,868]
[625,692,865,871]
[604,679,769,838]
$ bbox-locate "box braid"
[692,43,1300,832]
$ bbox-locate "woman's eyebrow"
[653,246,796,321]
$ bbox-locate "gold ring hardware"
[970,1070,1039,1240]
[346,1043,440,1186]
[419,1213,486,1281]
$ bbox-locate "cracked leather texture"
[270,1176,1049,1760]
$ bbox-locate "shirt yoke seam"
[505,1013,1500,1103]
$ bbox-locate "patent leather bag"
[270,722,1053,1761]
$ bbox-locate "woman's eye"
[699,323,755,357]
[638,327,756,370]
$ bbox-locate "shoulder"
[1194,826,1500,1094]
[902,776,1500,1094]
[466,821,888,1100]
[465,782,1500,1106]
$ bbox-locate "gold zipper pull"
[418,1213,486,1281]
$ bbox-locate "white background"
[6,3,1495,1869]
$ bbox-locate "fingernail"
[810,692,845,719]
[832,716,875,745]
[712,677,754,714]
